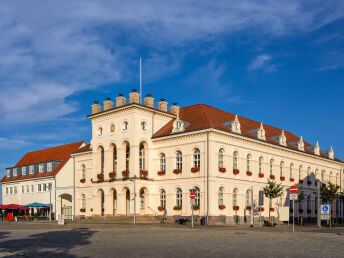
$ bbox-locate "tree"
[320,182,340,225]
[263,180,284,222]
[295,187,305,223]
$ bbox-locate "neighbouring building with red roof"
[73,90,343,224]
[1,141,85,220]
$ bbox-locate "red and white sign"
[289,185,298,194]
[190,192,195,199]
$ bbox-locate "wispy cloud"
[0,137,34,150]
[247,54,275,72]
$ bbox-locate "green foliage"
[263,220,276,227]
[295,187,304,204]
[320,182,340,204]
[263,180,284,199]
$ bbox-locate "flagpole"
[140,58,142,104]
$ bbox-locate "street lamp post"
[49,183,52,223]
[130,175,137,227]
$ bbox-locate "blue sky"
[1,0,344,194]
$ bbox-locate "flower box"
[122,170,129,176]
[219,167,226,173]
[158,206,165,212]
[109,172,116,178]
[233,206,239,211]
[193,205,200,210]
[233,169,239,175]
[290,178,295,182]
[173,206,182,210]
[80,179,85,183]
[97,173,104,179]
[140,170,148,176]
[270,208,275,212]
[219,205,226,210]
[280,176,285,181]
[307,180,311,185]
[246,206,251,211]
[173,168,182,174]
[299,179,303,183]
[270,175,275,180]
[307,209,311,214]
[258,207,264,212]
[80,208,85,212]
[258,173,264,178]
[246,171,252,176]
[157,170,166,176]
[191,167,200,173]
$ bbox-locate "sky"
[1,1,344,200]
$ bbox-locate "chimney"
[158,98,168,112]
[116,93,127,107]
[170,102,180,116]
[103,97,114,111]
[92,101,101,114]
[144,93,154,108]
[129,89,140,104]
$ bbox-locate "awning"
[23,202,50,208]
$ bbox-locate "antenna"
[140,57,142,104]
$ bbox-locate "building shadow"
[0,228,96,257]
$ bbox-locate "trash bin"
[200,217,206,226]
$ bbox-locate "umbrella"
[6,204,22,209]
[0,204,8,209]
[23,202,50,207]
[19,206,30,210]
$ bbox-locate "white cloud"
[0,137,33,150]
[247,54,273,71]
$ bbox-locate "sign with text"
[290,194,298,200]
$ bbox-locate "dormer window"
[297,137,304,151]
[6,169,10,178]
[223,115,241,134]
[176,121,182,129]
[47,162,52,172]
[328,146,334,159]
[314,141,320,155]
[13,168,17,177]
[22,166,27,176]
[29,165,34,174]
[248,123,266,140]
[172,117,189,133]
[39,164,44,173]
[270,130,287,146]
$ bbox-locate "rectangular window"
[6,187,8,195]
[29,165,34,174]
[6,169,11,177]
[22,186,24,194]
[26,185,29,193]
[38,184,42,192]
[39,164,44,173]
[22,166,27,176]
[31,185,34,192]
[43,184,47,191]
[10,187,13,194]
[13,168,17,177]
[47,162,52,172]
[14,186,17,194]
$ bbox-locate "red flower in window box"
[80,179,85,183]
[233,169,239,175]
[258,207,264,212]
[97,173,104,179]
[270,175,275,180]
[219,205,226,210]
[246,171,252,176]
[299,209,303,213]
[233,206,239,211]
[299,179,303,183]
[140,170,148,176]
[219,167,226,173]
[307,209,311,214]
[173,169,182,174]
[191,167,200,173]
[193,205,200,210]
[109,172,116,178]
[270,208,275,212]
[158,206,165,212]
[307,180,311,185]
[290,178,295,182]
[280,176,285,181]
[122,170,129,176]
[173,206,182,210]
[157,171,166,176]
[80,208,85,212]
[258,173,264,178]
[246,206,251,211]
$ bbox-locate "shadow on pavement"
[0,228,96,257]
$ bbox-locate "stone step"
[79,215,163,224]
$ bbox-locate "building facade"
[1,141,84,220]
[72,90,344,223]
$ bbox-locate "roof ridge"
[23,141,85,154]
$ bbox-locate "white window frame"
[160,153,166,171]
[39,164,44,173]
[259,157,263,174]
[270,159,274,175]
[245,189,251,207]
[195,187,200,207]
[139,144,145,170]
[218,149,224,168]
[22,166,27,176]
[176,151,182,170]
[6,187,8,195]
[6,169,10,177]
[218,187,224,206]
[43,184,47,192]
[29,165,34,174]
[21,186,24,194]
[176,188,182,207]
[38,184,42,192]
[31,185,34,193]
[82,165,86,180]
[14,186,17,194]
[10,187,13,194]
[81,194,86,209]
[26,185,29,193]
[233,188,238,206]
[233,152,238,170]
[160,189,166,207]
[47,162,52,172]
[13,168,17,177]
[193,148,200,168]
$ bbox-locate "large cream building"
[73,90,343,223]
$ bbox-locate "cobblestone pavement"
[1,223,344,257]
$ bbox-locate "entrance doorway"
[126,189,130,216]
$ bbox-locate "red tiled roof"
[153,104,342,162]
[72,144,91,154]
[1,141,85,183]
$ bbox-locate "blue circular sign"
[322,206,329,212]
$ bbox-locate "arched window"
[245,189,251,207]
[270,159,274,175]
[299,166,302,180]
[307,195,311,212]
[246,154,251,172]
[81,165,86,180]
[321,170,325,183]
[113,146,117,173]
[160,153,166,171]
[307,167,311,178]
[233,152,238,170]
[194,187,200,207]
[176,151,182,170]
[259,157,263,174]
[81,194,86,209]
[218,149,224,168]
[233,188,238,206]
[176,188,182,207]
[140,189,145,209]
[100,147,104,174]
[193,148,200,168]
[125,144,130,171]
[336,173,339,186]
[218,187,224,206]
[160,189,166,207]
[139,144,145,170]
[290,163,294,179]
[329,172,333,184]
[280,161,284,177]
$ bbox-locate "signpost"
[289,186,298,232]
[189,189,195,228]
[321,204,330,228]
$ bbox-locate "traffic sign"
[190,199,195,205]
[190,192,195,199]
[289,185,298,194]
[290,194,298,200]
[321,205,329,214]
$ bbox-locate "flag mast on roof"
[140,57,142,104]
